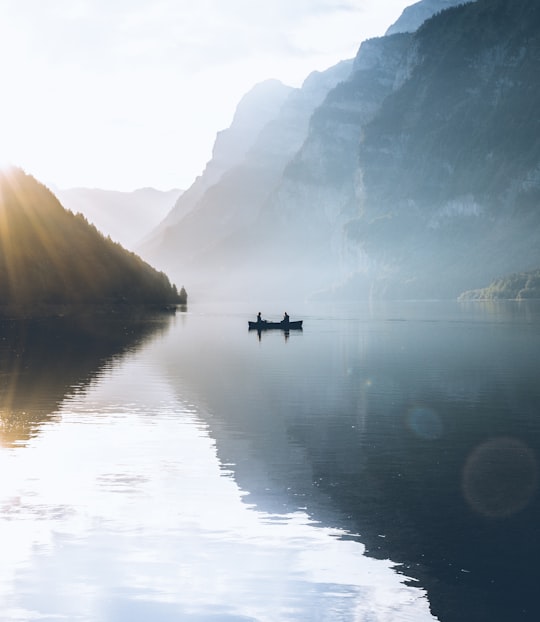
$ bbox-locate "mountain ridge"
[56,186,182,249]
[139,0,538,302]
[138,62,353,298]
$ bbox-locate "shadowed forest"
[0,168,184,313]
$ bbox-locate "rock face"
[156,79,293,233]
[141,0,540,301]
[138,65,353,299]
[344,0,540,298]
[257,34,415,297]
[138,80,295,267]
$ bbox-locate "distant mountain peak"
[56,186,182,249]
[386,0,476,36]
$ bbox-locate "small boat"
[248,319,303,331]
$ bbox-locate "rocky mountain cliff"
[138,79,294,259]
[140,0,539,302]
[343,0,540,298]
[138,64,353,298]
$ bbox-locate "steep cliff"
[237,0,540,301]
[140,0,539,302]
[138,79,294,265]
[344,0,540,298]
[139,63,352,298]
[256,33,414,296]
[208,0,476,300]
[148,80,293,239]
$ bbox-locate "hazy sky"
[0,0,413,191]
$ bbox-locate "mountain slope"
[138,0,491,302]
[385,0,475,35]
[139,79,294,259]
[181,0,540,301]
[0,168,182,310]
[343,0,540,298]
[138,64,352,298]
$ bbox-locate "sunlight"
[0,159,16,179]
[0,350,438,622]
[0,0,414,191]
[0,168,87,306]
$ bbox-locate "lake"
[1,301,539,621]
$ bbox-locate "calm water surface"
[1,302,539,621]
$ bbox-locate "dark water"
[1,302,539,621]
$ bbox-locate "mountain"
[250,33,417,298]
[342,0,540,299]
[141,0,539,302]
[56,186,182,249]
[139,79,294,257]
[138,66,352,299]
[385,0,474,35]
[0,167,183,312]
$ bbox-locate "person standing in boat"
[283,312,289,325]
[257,312,263,323]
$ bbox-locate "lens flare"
[462,437,538,518]
[406,406,443,440]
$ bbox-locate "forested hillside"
[459,270,540,300]
[0,168,182,311]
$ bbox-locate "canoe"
[248,320,303,331]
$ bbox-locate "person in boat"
[283,312,290,324]
[257,312,265,324]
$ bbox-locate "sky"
[0,0,413,192]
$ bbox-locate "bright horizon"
[0,0,413,193]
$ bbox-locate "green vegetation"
[178,286,188,305]
[0,167,184,314]
[459,270,540,300]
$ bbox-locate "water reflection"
[155,302,540,622]
[3,302,540,621]
[249,327,300,342]
[0,339,436,622]
[0,313,170,446]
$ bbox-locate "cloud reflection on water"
[0,337,437,622]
